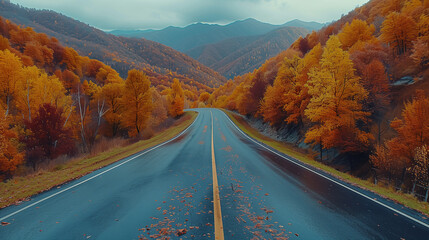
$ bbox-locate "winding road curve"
[1,109,429,239]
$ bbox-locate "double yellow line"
[210,111,225,240]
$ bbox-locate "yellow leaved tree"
[0,49,24,116]
[305,36,371,159]
[338,19,377,52]
[167,78,185,118]
[101,80,124,137]
[15,66,71,121]
[122,69,152,137]
[381,12,418,55]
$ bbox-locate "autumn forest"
[1,0,429,210]
[210,0,429,200]
[0,17,194,179]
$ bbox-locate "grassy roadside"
[0,111,197,209]
[223,110,429,217]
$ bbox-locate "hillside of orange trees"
[0,17,198,180]
[0,1,226,91]
[211,0,429,194]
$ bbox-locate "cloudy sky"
[10,0,369,30]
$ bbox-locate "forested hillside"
[0,1,226,89]
[0,17,205,180]
[187,26,310,78]
[210,0,429,194]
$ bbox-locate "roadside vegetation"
[0,111,197,209]
[210,0,429,215]
[0,16,212,184]
[224,110,429,216]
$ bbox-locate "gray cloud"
[10,0,369,30]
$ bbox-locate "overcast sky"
[10,0,369,30]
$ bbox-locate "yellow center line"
[210,111,225,240]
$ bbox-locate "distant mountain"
[186,26,310,78]
[0,2,226,89]
[110,18,323,52]
[281,19,325,31]
[110,29,155,37]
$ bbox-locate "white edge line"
[0,112,200,222]
[220,110,429,229]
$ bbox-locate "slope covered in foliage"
[187,26,309,78]
[211,0,429,198]
[0,1,226,90]
[0,16,204,180]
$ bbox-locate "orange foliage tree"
[410,145,429,201]
[305,36,371,158]
[101,81,124,136]
[381,12,418,55]
[260,56,300,125]
[0,108,24,180]
[167,78,185,118]
[122,69,152,137]
[199,92,210,104]
[338,19,376,52]
[150,88,168,129]
[411,38,429,70]
[370,144,402,183]
[0,49,24,116]
[283,44,323,125]
[370,91,429,189]
[387,90,429,167]
[357,59,390,144]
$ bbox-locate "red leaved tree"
[24,103,75,170]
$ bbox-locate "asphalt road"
[1,109,429,240]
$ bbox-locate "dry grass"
[0,111,197,209]
[223,110,429,216]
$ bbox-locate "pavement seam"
[210,111,225,240]
[0,112,200,222]
[221,110,429,229]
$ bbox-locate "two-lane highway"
[1,109,429,239]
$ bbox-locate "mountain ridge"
[186,26,310,78]
[110,18,323,52]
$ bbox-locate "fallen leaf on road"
[176,228,187,236]
[1,222,10,226]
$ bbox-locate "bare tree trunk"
[425,182,429,202]
[377,120,381,146]
[398,167,407,191]
[92,99,109,145]
[388,172,391,185]
[77,87,88,152]
[63,100,75,127]
[5,95,10,116]
[373,168,378,185]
